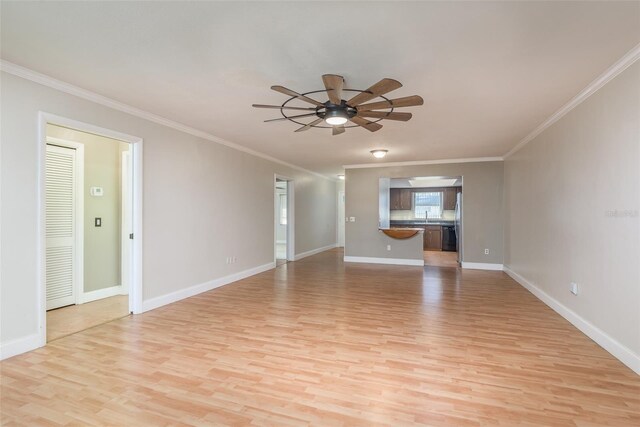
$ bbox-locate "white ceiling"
[2,1,639,177]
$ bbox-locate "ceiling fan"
[252,74,424,135]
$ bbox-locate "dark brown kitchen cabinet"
[424,225,442,251]
[443,188,457,211]
[390,188,412,210]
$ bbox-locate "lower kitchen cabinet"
[424,226,442,251]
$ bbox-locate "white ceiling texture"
[2,1,639,177]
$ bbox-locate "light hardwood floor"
[2,249,639,425]
[47,295,130,342]
[424,250,459,268]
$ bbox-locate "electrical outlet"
[386,245,391,251]
[349,217,356,222]
[484,248,489,255]
[570,282,578,295]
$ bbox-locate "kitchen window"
[414,191,442,219]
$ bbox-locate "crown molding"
[0,60,335,182]
[343,156,503,169]
[504,42,640,159]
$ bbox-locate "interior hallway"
[3,249,639,425]
[46,295,129,342]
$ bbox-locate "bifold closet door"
[45,144,77,310]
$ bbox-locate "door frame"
[121,150,132,296]
[37,112,144,346]
[274,174,295,262]
[45,137,85,308]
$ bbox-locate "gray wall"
[345,162,504,262]
[0,71,337,347]
[504,62,640,358]
[47,124,128,293]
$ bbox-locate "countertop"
[390,220,455,226]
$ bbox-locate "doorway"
[388,176,463,268]
[275,176,294,266]
[338,190,345,247]
[39,114,143,345]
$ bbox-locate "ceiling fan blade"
[322,74,344,105]
[271,85,324,107]
[358,111,413,121]
[356,95,424,112]
[264,113,317,123]
[253,104,317,111]
[295,118,324,132]
[349,116,383,132]
[332,125,345,136]
[346,78,402,107]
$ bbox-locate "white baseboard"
[0,333,41,361]
[79,285,124,304]
[504,266,640,375]
[461,262,504,271]
[294,244,337,261]
[142,262,276,313]
[344,256,425,266]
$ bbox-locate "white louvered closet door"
[46,144,77,310]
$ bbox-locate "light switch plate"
[95,217,102,227]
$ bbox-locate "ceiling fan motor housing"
[320,100,357,121]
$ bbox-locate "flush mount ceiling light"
[253,74,424,135]
[370,149,388,159]
[337,174,345,180]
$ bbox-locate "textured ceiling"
[2,1,639,177]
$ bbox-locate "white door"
[45,144,77,310]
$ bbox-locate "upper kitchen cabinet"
[443,188,458,210]
[390,188,412,210]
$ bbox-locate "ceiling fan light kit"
[253,74,423,135]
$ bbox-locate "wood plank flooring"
[2,249,639,426]
[47,295,130,342]
[424,250,459,268]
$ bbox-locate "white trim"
[1,60,334,182]
[79,285,124,304]
[344,255,424,266]
[461,262,503,271]
[343,157,503,170]
[503,266,640,375]
[120,150,132,296]
[505,42,640,159]
[286,180,295,261]
[0,333,41,361]
[142,262,276,313]
[294,244,338,261]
